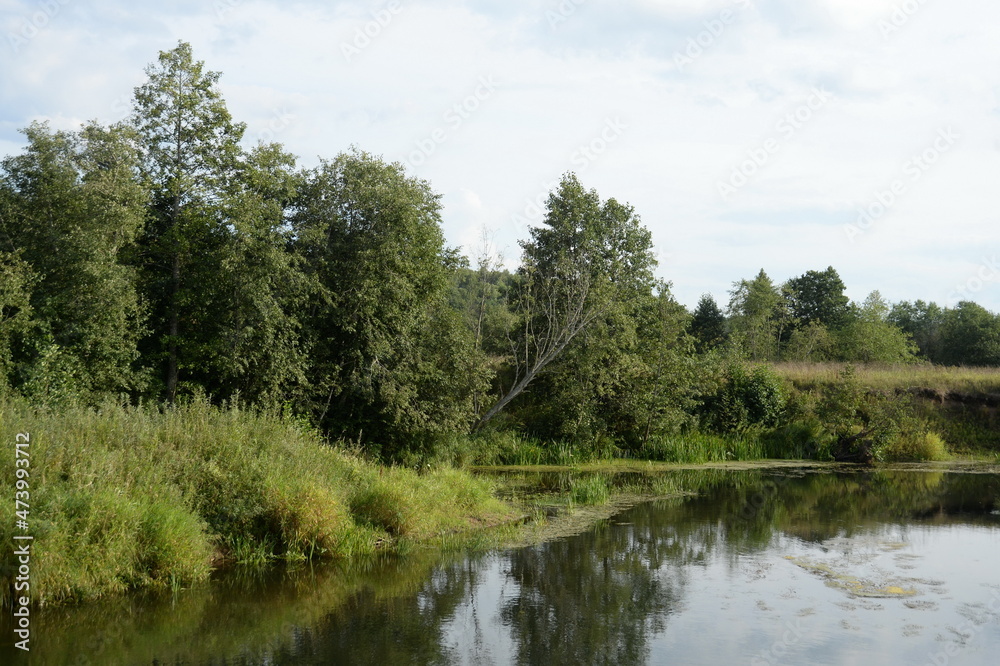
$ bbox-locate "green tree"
[131,40,246,401]
[198,142,310,405]
[888,300,945,362]
[783,320,835,362]
[938,301,1000,366]
[727,269,787,361]
[835,291,917,364]
[0,251,35,392]
[688,294,727,352]
[629,286,701,448]
[784,266,849,330]
[292,150,485,453]
[475,173,656,430]
[0,121,147,399]
[448,237,517,418]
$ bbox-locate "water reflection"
[4,468,1000,665]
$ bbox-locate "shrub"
[882,431,949,462]
[701,362,788,432]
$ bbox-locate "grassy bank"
[425,362,1000,468]
[0,399,515,607]
[774,362,1000,395]
[774,362,1000,456]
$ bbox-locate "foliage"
[131,40,247,402]
[889,300,945,361]
[0,397,513,607]
[700,361,789,433]
[727,269,789,362]
[783,320,835,362]
[0,251,35,391]
[0,121,148,400]
[688,293,727,352]
[938,301,1000,366]
[881,430,949,462]
[569,475,611,505]
[292,149,486,454]
[834,291,918,364]
[475,173,657,429]
[784,266,849,330]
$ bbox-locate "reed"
[0,397,514,607]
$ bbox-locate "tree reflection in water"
[5,469,1000,665]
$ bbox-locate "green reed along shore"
[0,399,515,607]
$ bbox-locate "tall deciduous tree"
[938,302,1000,366]
[475,173,656,429]
[727,269,787,361]
[0,121,147,399]
[293,150,485,451]
[784,266,849,330]
[836,291,917,364]
[889,300,945,362]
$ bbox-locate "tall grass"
[0,398,514,607]
[638,432,768,463]
[774,362,1000,394]
[569,475,611,505]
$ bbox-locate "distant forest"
[2,41,998,458]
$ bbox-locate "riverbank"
[0,399,516,608]
[773,362,1000,455]
[4,360,998,608]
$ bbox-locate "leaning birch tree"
[475,173,656,429]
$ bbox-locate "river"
[4,465,1000,665]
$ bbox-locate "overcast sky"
[3,0,999,311]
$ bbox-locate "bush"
[761,420,833,460]
[882,431,949,462]
[701,362,788,432]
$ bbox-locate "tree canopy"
[1,40,998,465]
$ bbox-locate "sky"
[2,0,999,311]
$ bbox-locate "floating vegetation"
[785,555,919,598]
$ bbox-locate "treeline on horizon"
[2,41,998,461]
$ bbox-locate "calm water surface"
[4,467,1000,665]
